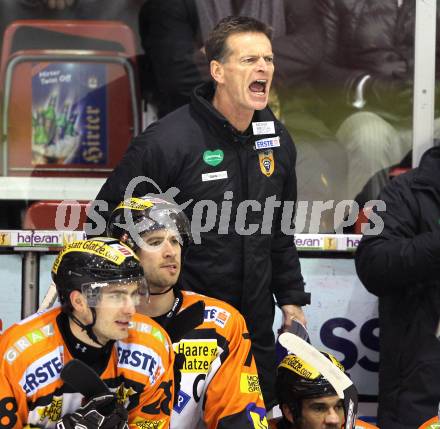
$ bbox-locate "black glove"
[366,74,412,112]
[56,394,128,429]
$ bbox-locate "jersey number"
[0,397,18,428]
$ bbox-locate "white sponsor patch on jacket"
[202,171,228,182]
[204,306,231,328]
[20,346,64,396]
[117,342,163,385]
[252,121,275,135]
[254,136,280,150]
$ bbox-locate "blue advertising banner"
[31,62,108,165]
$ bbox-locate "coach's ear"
[210,59,225,85]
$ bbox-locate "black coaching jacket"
[94,81,309,307]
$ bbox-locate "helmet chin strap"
[70,309,106,347]
[150,285,174,296]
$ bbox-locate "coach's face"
[212,31,274,113]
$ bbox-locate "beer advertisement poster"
[31,62,108,165]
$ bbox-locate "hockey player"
[0,237,174,428]
[107,196,268,429]
[274,353,378,429]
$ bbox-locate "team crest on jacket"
[258,150,274,177]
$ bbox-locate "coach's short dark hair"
[205,16,273,63]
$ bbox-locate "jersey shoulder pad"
[182,290,238,314]
[1,308,61,364]
[183,293,241,331]
[2,307,60,340]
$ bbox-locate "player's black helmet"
[52,237,146,310]
[106,196,192,251]
[276,352,344,420]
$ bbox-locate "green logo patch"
[203,150,224,167]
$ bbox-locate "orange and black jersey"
[0,307,174,428]
[154,290,267,429]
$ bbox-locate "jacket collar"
[190,81,281,140]
[414,146,440,189]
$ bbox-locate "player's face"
[136,229,181,294]
[213,31,274,113]
[300,396,344,429]
[93,282,140,342]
